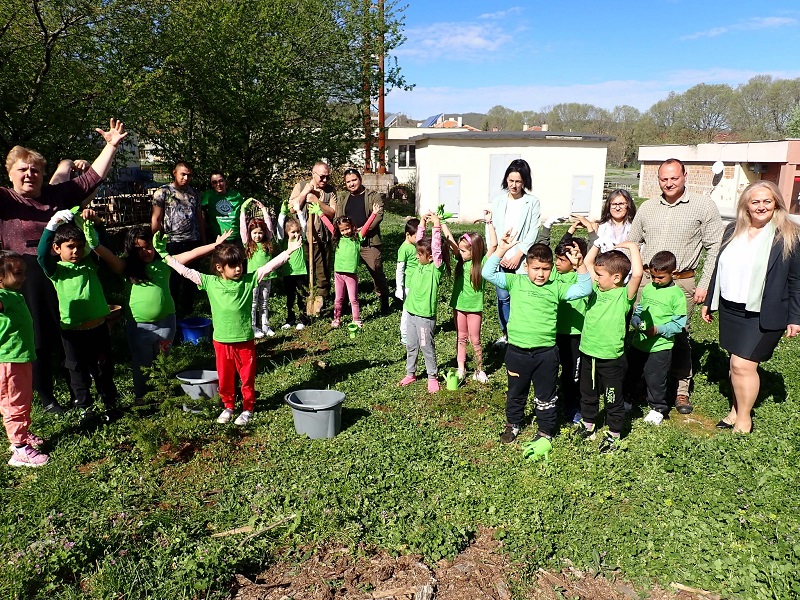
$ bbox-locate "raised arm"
[616,241,643,300]
[37,210,75,277]
[172,231,231,265]
[90,119,128,180]
[255,238,302,282]
[429,213,443,268]
[439,221,460,254]
[358,207,379,239]
[584,244,600,280]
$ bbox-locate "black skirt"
[719,297,784,362]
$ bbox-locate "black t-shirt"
[344,193,368,228]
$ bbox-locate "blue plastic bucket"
[177,317,212,345]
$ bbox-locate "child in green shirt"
[576,241,643,453]
[165,236,302,425]
[395,218,420,345]
[482,227,591,459]
[240,198,276,338]
[276,205,309,331]
[625,250,687,425]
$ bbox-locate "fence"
[89,194,152,229]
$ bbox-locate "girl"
[398,212,446,393]
[0,251,48,467]
[441,216,495,383]
[276,202,309,331]
[164,237,302,425]
[240,199,275,338]
[314,203,379,328]
[95,226,229,402]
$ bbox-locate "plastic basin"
[285,390,345,439]
[176,369,219,400]
[177,317,212,345]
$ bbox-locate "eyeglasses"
[313,172,330,180]
[610,203,626,208]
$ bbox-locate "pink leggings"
[334,272,360,321]
[454,310,483,369]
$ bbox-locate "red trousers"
[213,340,257,411]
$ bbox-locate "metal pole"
[377,0,386,174]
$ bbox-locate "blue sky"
[386,0,800,120]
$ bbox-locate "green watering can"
[347,323,360,339]
[445,369,461,391]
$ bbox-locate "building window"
[398,144,416,168]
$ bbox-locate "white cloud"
[478,7,523,20]
[681,16,797,40]
[395,22,513,61]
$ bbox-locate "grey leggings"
[405,313,438,378]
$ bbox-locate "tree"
[787,105,800,138]
[676,84,734,142]
[730,75,774,139]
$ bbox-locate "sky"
[385,0,800,120]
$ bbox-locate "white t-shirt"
[718,230,764,304]
[502,197,525,260]
[597,220,631,245]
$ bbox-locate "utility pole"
[377,0,386,174]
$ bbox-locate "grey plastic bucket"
[284,390,345,439]
[176,370,219,400]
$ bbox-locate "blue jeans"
[126,314,176,399]
[496,286,511,335]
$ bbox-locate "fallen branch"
[209,513,297,544]
[670,582,722,599]
[211,526,253,538]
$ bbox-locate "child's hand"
[152,231,168,256]
[83,219,100,250]
[72,159,91,173]
[80,208,99,223]
[565,241,583,266]
[644,326,658,337]
[429,213,441,227]
[630,314,642,329]
[215,229,232,244]
[498,228,518,251]
[614,241,636,251]
[484,209,492,223]
[279,201,290,216]
[46,209,74,231]
[287,237,303,254]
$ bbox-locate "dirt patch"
[232,528,719,599]
[671,412,719,436]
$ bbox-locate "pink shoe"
[398,375,417,386]
[353,320,363,328]
[427,378,440,393]
[8,444,49,467]
[331,318,341,328]
[26,432,44,448]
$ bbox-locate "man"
[201,171,245,244]
[627,158,725,414]
[151,162,206,318]
[289,162,337,305]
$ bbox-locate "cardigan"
[487,190,541,274]
[335,188,383,246]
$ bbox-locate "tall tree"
[676,83,734,142]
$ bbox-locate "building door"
[571,175,593,214]
[489,154,521,201]
[439,175,461,216]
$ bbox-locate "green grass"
[2,208,800,599]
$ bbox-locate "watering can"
[445,369,462,391]
[347,323,360,339]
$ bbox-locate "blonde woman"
[702,181,800,433]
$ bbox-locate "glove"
[46,209,74,231]
[436,204,454,221]
[544,216,567,228]
[306,201,323,216]
[152,231,168,256]
[83,219,99,250]
[279,201,290,216]
[630,314,642,330]
[593,236,616,253]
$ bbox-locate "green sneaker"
[598,432,620,454]
[522,436,552,461]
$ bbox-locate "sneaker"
[456,369,465,381]
[254,328,265,339]
[499,424,520,444]
[623,401,633,413]
[102,406,124,424]
[573,420,596,440]
[643,409,664,426]
[427,378,440,393]
[675,394,693,415]
[281,322,293,330]
[571,411,582,425]
[400,337,407,346]
[353,320,363,328]
[493,335,508,348]
[264,327,276,337]
[25,432,44,448]
[216,408,235,424]
[42,401,66,415]
[472,370,488,384]
[330,318,341,328]
[522,435,552,461]
[398,375,417,386]
[8,444,49,467]
[598,432,620,454]
[234,410,252,426]
[295,323,305,331]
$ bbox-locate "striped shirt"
[627,192,725,290]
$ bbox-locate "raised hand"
[95,118,128,148]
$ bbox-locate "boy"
[482,229,591,459]
[576,241,643,453]
[37,210,119,422]
[625,250,687,425]
[395,218,420,345]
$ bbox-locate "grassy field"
[2,203,799,599]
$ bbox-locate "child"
[276,202,310,331]
[482,228,591,458]
[395,218,420,345]
[240,199,276,338]
[625,250,687,425]
[553,236,590,424]
[37,210,119,422]
[96,226,230,402]
[441,214,495,383]
[164,236,302,425]
[0,251,49,467]
[576,241,643,452]
[312,202,379,328]
[398,213,446,393]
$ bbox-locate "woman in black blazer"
[702,181,800,433]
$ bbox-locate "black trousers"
[167,239,201,319]
[555,333,581,418]
[625,346,671,415]
[579,352,627,434]
[359,245,390,299]
[284,274,309,324]
[505,344,560,437]
[61,324,117,409]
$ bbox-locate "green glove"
[436,204,454,222]
[83,219,100,250]
[279,201,290,216]
[306,201,323,216]
[152,231,168,256]
[242,197,255,212]
[71,206,86,230]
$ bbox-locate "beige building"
[638,140,800,217]
[409,131,613,223]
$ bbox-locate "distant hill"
[461,112,487,130]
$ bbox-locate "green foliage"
[787,105,800,138]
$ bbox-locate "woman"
[702,181,800,433]
[0,119,127,413]
[334,167,390,314]
[486,159,541,344]
[595,189,636,247]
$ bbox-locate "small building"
[410,131,614,223]
[638,140,800,217]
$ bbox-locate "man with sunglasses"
[201,172,245,244]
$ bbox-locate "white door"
[571,175,593,214]
[438,175,461,216]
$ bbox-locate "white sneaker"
[472,370,488,383]
[234,410,252,426]
[254,328,265,339]
[493,335,507,347]
[643,409,664,426]
[264,327,276,337]
[281,323,292,330]
[295,323,305,331]
[8,444,49,467]
[216,408,234,424]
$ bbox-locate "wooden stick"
[670,582,722,599]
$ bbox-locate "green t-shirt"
[49,259,110,329]
[404,261,445,318]
[397,241,419,269]
[632,282,687,353]
[280,240,307,276]
[503,274,574,349]
[199,272,259,343]
[126,259,175,323]
[554,270,588,335]
[247,246,277,280]
[449,257,486,312]
[579,284,634,359]
[334,235,364,274]
[0,289,36,363]
[201,189,245,240]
